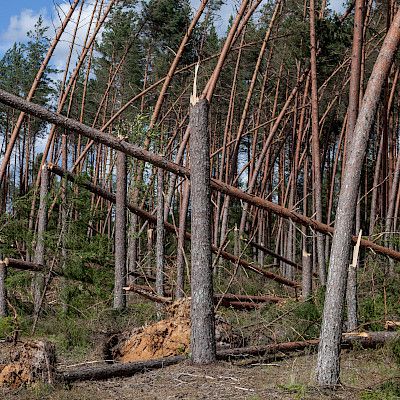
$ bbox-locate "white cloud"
[0,8,49,52]
[50,1,103,73]
[0,1,106,85]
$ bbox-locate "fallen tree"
[55,331,400,383]
[124,283,286,309]
[49,163,300,288]
[217,331,400,359]
[57,355,185,383]
[3,258,45,272]
[0,88,398,262]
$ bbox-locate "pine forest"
[1,0,400,398]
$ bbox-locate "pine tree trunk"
[309,0,326,286]
[156,168,165,298]
[316,10,400,387]
[127,213,138,284]
[113,150,127,310]
[345,0,365,333]
[33,165,49,316]
[189,99,216,364]
[176,179,190,298]
[0,260,6,317]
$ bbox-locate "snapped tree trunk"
[189,98,216,364]
[316,10,400,387]
[113,149,127,310]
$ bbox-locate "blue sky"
[0,0,346,60]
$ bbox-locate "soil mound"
[110,298,191,363]
[106,298,243,363]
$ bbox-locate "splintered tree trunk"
[156,168,165,298]
[189,99,216,364]
[316,10,400,387]
[0,260,6,317]
[33,165,49,316]
[114,150,127,310]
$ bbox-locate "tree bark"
[316,10,400,387]
[58,356,185,383]
[156,168,165,298]
[33,164,48,317]
[0,261,6,317]
[189,99,216,364]
[345,0,364,329]
[309,0,326,285]
[176,179,190,298]
[113,150,127,310]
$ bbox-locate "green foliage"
[361,380,400,400]
[142,0,191,50]
[390,338,400,367]
[278,383,306,399]
[358,263,400,331]
[0,316,14,339]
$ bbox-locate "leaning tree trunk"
[189,98,216,364]
[113,149,127,310]
[316,10,400,388]
[33,164,49,317]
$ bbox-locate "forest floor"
[1,342,399,400]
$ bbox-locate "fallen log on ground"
[217,331,400,359]
[55,331,400,383]
[57,355,186,383]
[0,89,398,261]
[49,164,299,288]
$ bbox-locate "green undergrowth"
[361,379,400,400]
